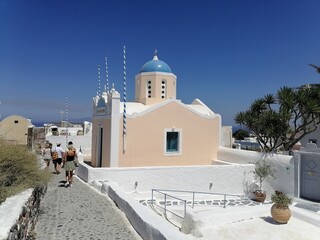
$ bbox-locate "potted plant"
[252,160,275,202]
[270,191,293,223]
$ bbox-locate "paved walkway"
[34,169,142,240]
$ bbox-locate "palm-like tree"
[309,64,320,74]
[235,85,320,153]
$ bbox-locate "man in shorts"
[52,142,64,174]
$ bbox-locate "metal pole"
[123,46,127,154]
[224,194,226,208]
[65,96,68,146]
[192,192,195,209]
[151,189,154,207]
[164,194,167,217]
[105,57,109,93]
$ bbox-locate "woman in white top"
[43,143,52,170]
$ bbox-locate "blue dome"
[140,54,172,73]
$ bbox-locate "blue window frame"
[166,132,179,152]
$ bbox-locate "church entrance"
[97,127,103,167]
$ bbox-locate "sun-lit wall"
[117,101,221,167]
[0,115,33,145]
[77,163,254,194]
[91,117,111,167]
[135,72,177,105]
[217,146,294,196]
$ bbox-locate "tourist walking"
[52,142,64,174]
[63,141,77,187]
[42,143,52,170]
[35,142,44,155]
[34,142,45,167]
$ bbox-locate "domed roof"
[140,51,172,73]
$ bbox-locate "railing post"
[151,189,154,207]
[223,194,226,208]
[184,200,187,218]
[192,192,195,209]
[164,194,167,217]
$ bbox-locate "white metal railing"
[151,189,244,220]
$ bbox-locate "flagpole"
[123,46,127,154]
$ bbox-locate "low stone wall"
[77,163,255,195]
[217,146,295,196]
[78,148,295,198]
[7,185,47,240]
[91,181,188,240]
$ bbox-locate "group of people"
[36,141,78,187]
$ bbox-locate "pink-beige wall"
[117,101,220,167]
[135,72,176,105]
[91,118,99,167]
[91,118,112,167]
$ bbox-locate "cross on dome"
[153,49,158,60]
[140,50,172,73]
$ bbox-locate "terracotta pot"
[271,203,291,224]
[254,191,266,203]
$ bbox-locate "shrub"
[271,191,293,206]
[0,140,50,204]
[252,160,275,193]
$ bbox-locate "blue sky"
[0,0,319,126]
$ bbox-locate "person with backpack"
[52,142,64,174]
[63,141,77,187]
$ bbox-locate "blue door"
[300,155,320,202]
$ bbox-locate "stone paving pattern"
[139,197,263,208]
[34,169,142,240]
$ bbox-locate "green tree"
[235,85,320,153]
[309,64,320,74]
[233,129,249,140]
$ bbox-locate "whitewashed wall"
[77,163,255,195]
[75,147,297,240]
[218,147,295,196]
[77,147,295,199]
[45,135,91,156]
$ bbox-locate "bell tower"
[135,51,177,105]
